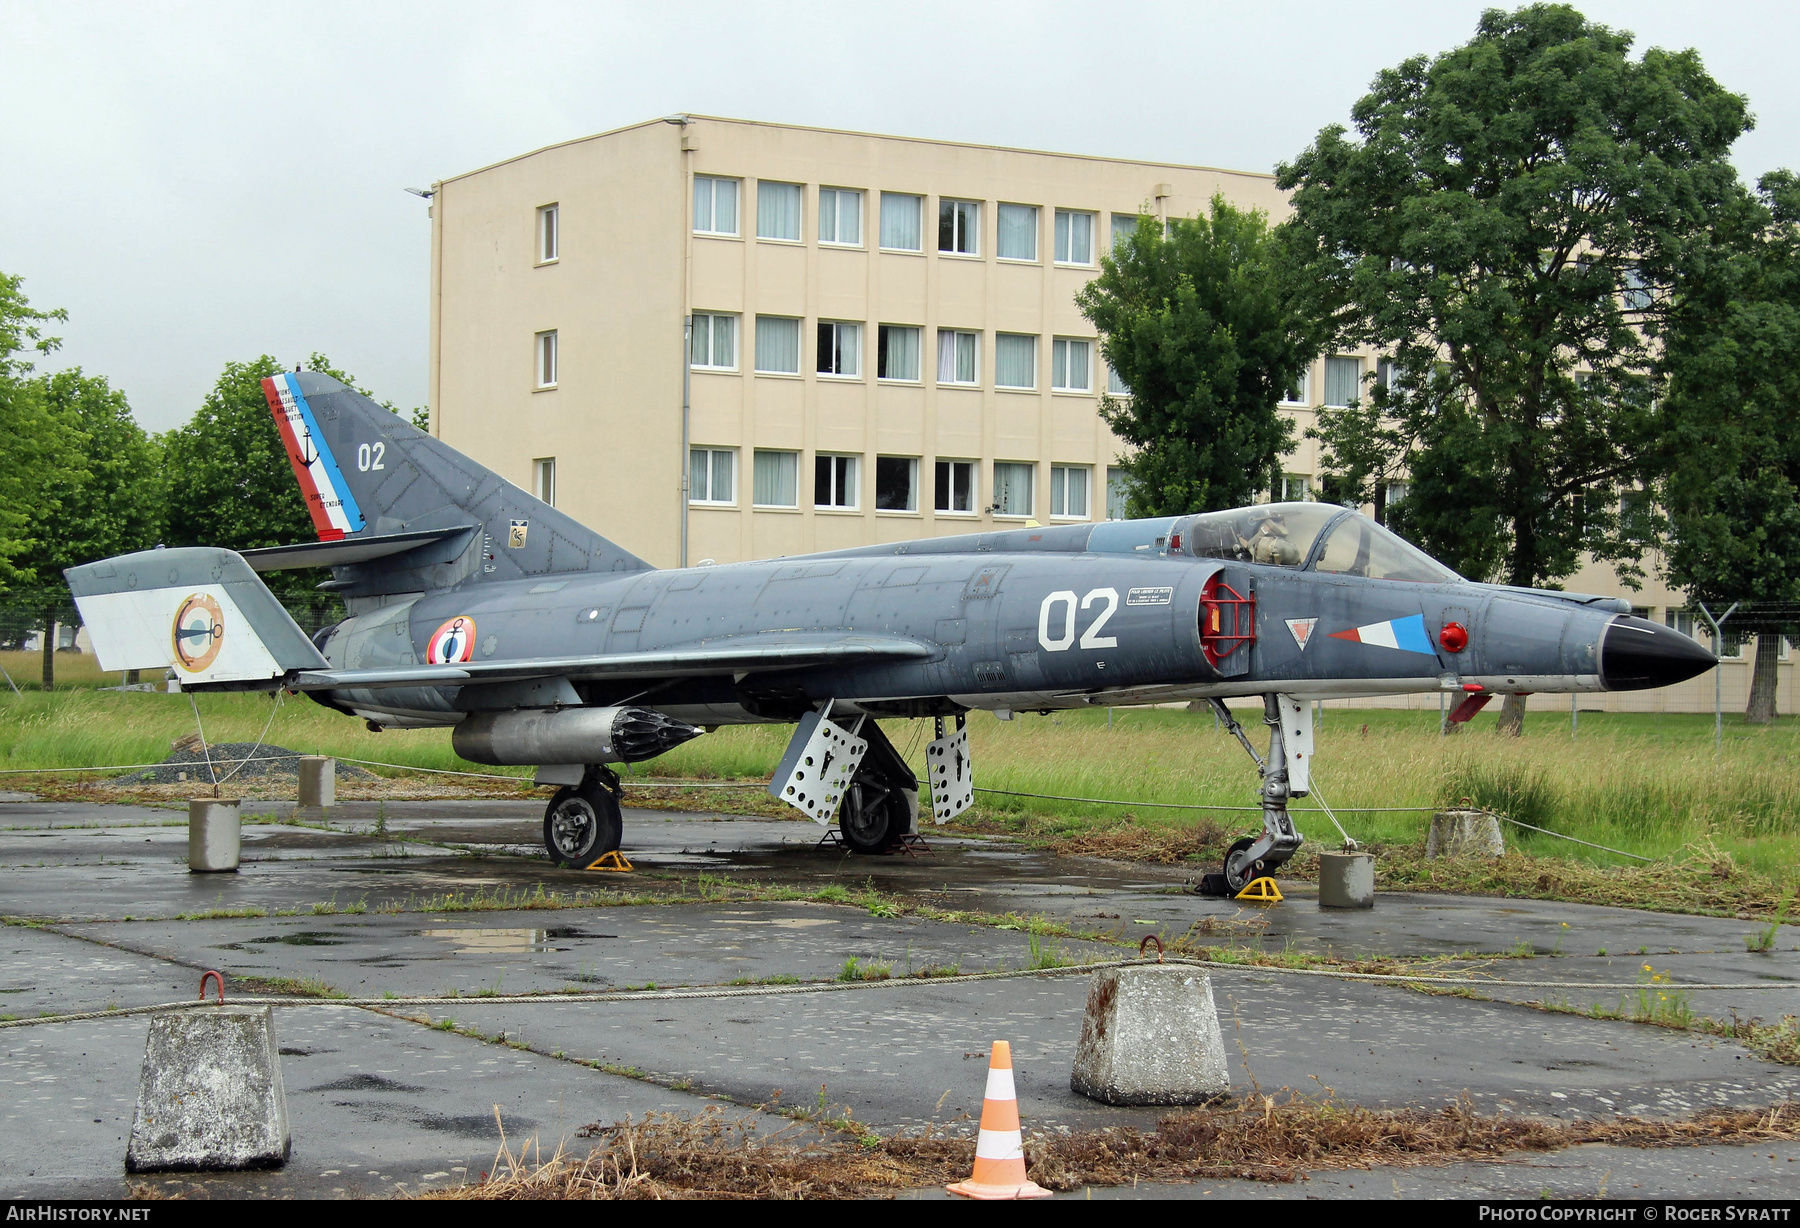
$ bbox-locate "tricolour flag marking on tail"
[1328,613,1435,654]
[262,373,364,540]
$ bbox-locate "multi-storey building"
[428,115,1790,715]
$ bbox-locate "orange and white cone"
[947,1040,1051,1199]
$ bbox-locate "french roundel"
[426,616,477,665]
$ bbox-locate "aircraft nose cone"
[1600,616,1717,691]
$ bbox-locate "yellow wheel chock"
[1235,876,1283,903]
[584,850,634,872]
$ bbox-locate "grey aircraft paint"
[66,373,1716,874]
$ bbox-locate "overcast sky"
[4,0,1796,433]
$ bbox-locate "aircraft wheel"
[838,781,905,854]
[543,783,623,867]
[1222,836,1262,894]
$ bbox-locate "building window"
[1323,357,1361,408]
[935,459,976,513]
[1051,338,1092,392]
[689,448,736,505]
[1376,358,1399,394]
[1111,213,1139,250]
[1106,467,1131,519]
[815,453,858,509]
[1281,473,1313,502]
[997,204,1038,261]
[757,181,802,242]
[875,456,918,511]
[753,449,799,507]
[1282,369,1310,405]
[939,198,980,255]
[755,316,801,374]
[1623,268,1653,312]
[880,192,923,251]
[1050,465,1090,518]
[817,321,862,378]
[937,330,979,385]
[992,462,1034,517]
[537,204,559,264]
[878,325,921,382]
[1054,210,1095,265]
[693,176,739,236]
[535,330,558,388]
[534,457,556,506]
[994,334,1036,389]
[1386,481,1409,507]
[1107,364,1131,397]
[819,188,862,246]
[690,312,738,370]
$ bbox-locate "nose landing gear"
[1194,695,1305,897]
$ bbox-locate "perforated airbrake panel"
[768,710,868,825]
[925,723,973,824]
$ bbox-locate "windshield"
[1313,512,1461,583]
[1174,502,1346,569]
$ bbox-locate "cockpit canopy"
[1088,502,1461,583]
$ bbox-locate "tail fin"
[65,548,327,690]
[260,372,653,586]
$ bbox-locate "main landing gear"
[544,766,624,867]
[1195,695,1306,896]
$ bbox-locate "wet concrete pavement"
[4,795,1800,1199]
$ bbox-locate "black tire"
[838,781,907,854]
[543,783,623,867]
[1222,836,1262,894]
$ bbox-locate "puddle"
[422,927,562,952]
[305,1073,426,1093]
[217,931,349,948]
[716,918,835,929]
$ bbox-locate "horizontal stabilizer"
[239,526,477,572]
[290,634,936,692]
[64,548,328,685]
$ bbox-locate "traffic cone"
[947,1040,1051,1199]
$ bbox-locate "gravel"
[118,743,378,785]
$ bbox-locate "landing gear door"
[1275,693,1313,797]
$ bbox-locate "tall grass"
[2,684,1795,877]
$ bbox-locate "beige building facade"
[428,115,1790,715]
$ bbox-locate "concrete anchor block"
[297,756,336,810]
[1427,809,1506,859]
[126,1006,291,1171]
[1318,850,1375,909]
[1070,965,1230,1106]
[188,798,240,873]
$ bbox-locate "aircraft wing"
[287,634,938,691]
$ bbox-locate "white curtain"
[754,450,797,507]
[994,334,1035,389]
[938,330,976,383]
[820,189,860,244]
[993,463,1033,516]
[1053,339,1090,391]
[1056,210,1092,264]
[757,181,801,241]
[694,177,737,234]
[879,325,919,381]
[755,316,800,373]
[1324,356,1361,407]
[880,193,921,250]
[997,204,1037,260]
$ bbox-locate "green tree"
[1661,172,1800,724]
[16,369,162,687]
[1277,4,1751,732]
[1076,196,1321,517]
[0,273,78,592]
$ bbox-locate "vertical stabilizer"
[259,372,654,588]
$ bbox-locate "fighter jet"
[66,373,1715,891]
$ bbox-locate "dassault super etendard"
[67,373,1715,890]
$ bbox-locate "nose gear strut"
[1194,695,1305,896]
